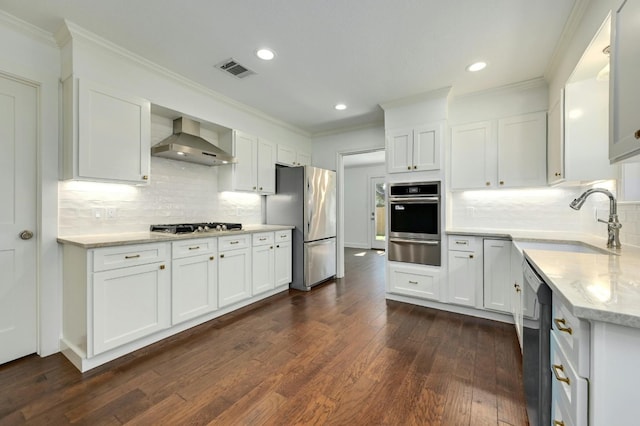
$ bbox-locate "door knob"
[19,230,34,240]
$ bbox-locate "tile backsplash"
[450,180,640,247]
[58,157,262,236]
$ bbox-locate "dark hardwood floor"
[0,248,528,425]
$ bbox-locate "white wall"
[343,163,385,248]
[0,12,61,356]
[312,125,385,170]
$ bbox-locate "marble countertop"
[447,228,640,328]
[57,224,295,249]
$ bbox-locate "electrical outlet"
[92,208,105,219]
[106,208,117,219]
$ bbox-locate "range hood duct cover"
[151,117,235,166]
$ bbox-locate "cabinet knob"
[635,129,640,139]
[413,165,417,169]
[142,175,149,180]
[469,254,474,259]
[253,186,257,190]
[407,166,411,170]
[276,244,280,248]
[220,254,225,258]
[485,181,491,186]
[499,181,504,185]
[260,187,263,190]
[270,246,273,249]
[210,256,214,261]
[555,172,561,177]
[159,264,165,270]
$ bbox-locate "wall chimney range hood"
[151,117,235,166]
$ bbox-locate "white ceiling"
[0,0,578,135]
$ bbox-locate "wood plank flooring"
[0,248,528,425]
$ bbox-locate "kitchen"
[1,0,640,424]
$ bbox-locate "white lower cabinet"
[171,238,218,325]
[447,235,480,307]
[218,234,252,307]
[274,231,292,286]
[252,232,275,295]
[483,239,512,313]
[388,262,441,301]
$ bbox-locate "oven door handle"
[389,196,439,203]
[390,238,440,245]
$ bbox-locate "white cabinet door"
[257,138,275,194]
[447,250,476,307]
[497,112,547,188]
[450,121,496,189]
[296,151,311,166]
[413,124,440,171]
[92,262,170,355]
[252,243,275,295]
[510,245,524,348]
[233,131,258,192]
[72,79,150,184]
[547,97,564,184]
[483,239,512,313]
[275,239,292,286]
[387,128,413,173]
[172,253,217,325]
[610,0,640,162]
[388,263,440,301]
[218,247,251,307]
[276,144,296,166]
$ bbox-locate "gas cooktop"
[150,222,242,234]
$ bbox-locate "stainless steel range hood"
[151,117,235,166]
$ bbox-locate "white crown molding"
[0,9,57,47]
[544,0,592,81]
[379,86,452,111]
[60,21,310,138]
[450,77,548,102]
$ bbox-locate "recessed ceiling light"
[466,61,488,72]
[335,103,347,111]
[256,48,275,61]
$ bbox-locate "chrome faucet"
[569,188,621,249]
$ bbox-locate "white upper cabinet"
[387,123,441,173]
[610,0,640,162]
[450,112,546,189]
[62,78,151,184]
[276,144,311,167]
[219,130,275,194]
[497,112,547,187]
[550,15,617,184]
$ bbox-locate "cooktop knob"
[216,224,222,231]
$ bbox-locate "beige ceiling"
[0,0,578,135]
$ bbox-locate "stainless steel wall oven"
[388,181,441,266]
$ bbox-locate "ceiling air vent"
[216,58,255,79]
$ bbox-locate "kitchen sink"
[515,240,614,255]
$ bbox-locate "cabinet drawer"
[93,243,168,272]
[388,263,440,301]
[551,332,588,426]
[275,230,292,243]
[219,234,251,251]
[252,232,274,246]
[447,235,477,252]
[552,297,590,378]
[172,238,217,259]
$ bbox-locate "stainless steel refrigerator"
[266,166,337,291]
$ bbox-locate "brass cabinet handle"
[230,241,239,245]
[125,254,140,259]
[552,364,570,385]
[408,280,418,284]
[635,129,640,139]
[142,175,149,180]
[554,318,573,335]
[259,237,267,241]
[210,256,215,261]
[555,172,562,177]
[455,241,468,245]
[159,264,165,270]
[188,246,200,250]
[553,421,565,426]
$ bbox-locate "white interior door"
[0,75,37,364]
[370,177,386,250]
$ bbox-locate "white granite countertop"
[447,227,640,329]
[57,224,295,249]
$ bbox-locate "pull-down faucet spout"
[569,188,621,249]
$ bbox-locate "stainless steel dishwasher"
[522,260,552,426]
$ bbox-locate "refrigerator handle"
[307,177,314,233]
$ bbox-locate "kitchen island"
[58,224,294,372]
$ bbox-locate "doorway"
[370,176,386,250]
